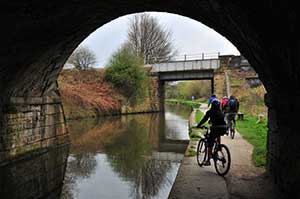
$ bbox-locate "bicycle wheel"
[229,120,235,139]
[213,144,231,176]
[197,139,207,166]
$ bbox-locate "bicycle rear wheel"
[213,144,231,176]
[197,139,207,166]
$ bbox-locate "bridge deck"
[151,58,220,73]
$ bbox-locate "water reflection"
[104,117,174,199]
[164,104,191,140]
[62,104,190,199]
[0,144,69,199]
[0,104,191,199]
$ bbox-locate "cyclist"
[224,95,239,126]
[221,96,228,112]
[207,94,217,109]
[197,99,227,166]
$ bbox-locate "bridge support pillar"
[211,78,214,95]
[265,92,300,198]
[158,81,165,112]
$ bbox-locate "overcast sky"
[80,12,240,67]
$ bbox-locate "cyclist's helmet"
[211,99,221,110]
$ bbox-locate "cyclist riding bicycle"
[207,94,217,109]
[197,99,227,166]
[221,96,228,112]
[224,95,239,126]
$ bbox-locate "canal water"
[0,104,191,199]
[61,104,191,199]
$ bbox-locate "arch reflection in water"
[62,104,189,199]
[0,144,69,199]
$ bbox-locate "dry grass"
[228,69,267,117]
[58,69,124,119]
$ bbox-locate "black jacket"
[197,109,226,127]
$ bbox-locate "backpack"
[228,98,238,111]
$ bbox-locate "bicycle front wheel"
[213,144,231,176]
[197,138,207,167]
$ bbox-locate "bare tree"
[127,13,176,64]
[67,46,97,70]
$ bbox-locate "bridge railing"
[165,52,220,62]
[151,53,220,72]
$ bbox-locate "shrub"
[104,47,147,102]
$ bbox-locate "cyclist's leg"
[224,113,229,125]
[233,113,236,126]
[205,131,217,165]
[227,113,232,129]
[216,136,221,145]
[224,113,229,135]
[204,147,213,166]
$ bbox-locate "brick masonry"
[0,95,69,165]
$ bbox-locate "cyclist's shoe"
[203,160,211,166]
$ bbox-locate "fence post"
[184,54,187,61]
[202,53,204,60]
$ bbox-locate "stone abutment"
[0,94,69,165]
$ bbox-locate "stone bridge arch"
[1,1,299,198]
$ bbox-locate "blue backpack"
[228,98,238,111]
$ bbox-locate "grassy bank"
[195,110,203,123]
[165,99,202,108]
[236,115,267,167]
[58,69,161,120]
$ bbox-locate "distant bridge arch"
[150,54,221,97]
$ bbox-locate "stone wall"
[0,96,69,165]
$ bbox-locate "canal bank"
[58,69,163,120]
[169,104,274,199]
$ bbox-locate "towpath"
[168,104,274,199]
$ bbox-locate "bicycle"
[196,126,231,176]
[226,113,236,139]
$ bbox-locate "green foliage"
[104,47,147,101]
[195,110,203,123]
[190,131,201,139]
[165,83,180,99]
[186,147,197,157]
[165,80,211,100]
[236,115,267,167]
